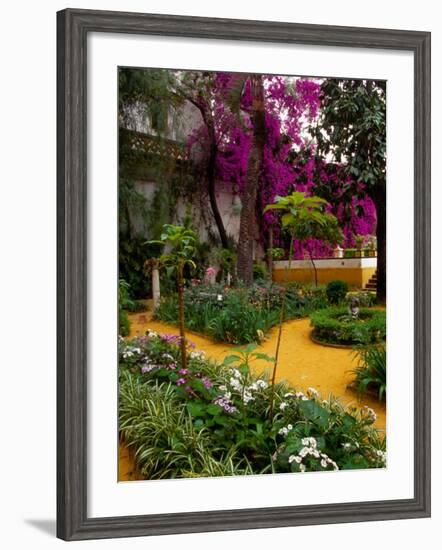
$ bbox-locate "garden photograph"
[117,67,387,481]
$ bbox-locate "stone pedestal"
[152,267,160,310]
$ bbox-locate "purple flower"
[160,333,181,345]
[213,395,238,414]
[176,378,186,386]
[202,377,213,389]
[179,368,188,375]
[141,364,155,374]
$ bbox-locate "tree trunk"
[236,75,266,285]
[195,111,230,250]
[372,184,386,303]
[177,263,187,370]
[207,144,229,248]
[307,250,318,287]
[267,227,274,282]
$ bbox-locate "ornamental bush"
[119,332,386,479]
[154,282,328,344]
[326,280,349,304]
[310,307,386,346]
[119,310,131,337]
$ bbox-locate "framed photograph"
[57,8,431,541]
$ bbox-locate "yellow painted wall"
[272,267,376,288]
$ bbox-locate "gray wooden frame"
[57,8,431,541]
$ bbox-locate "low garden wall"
[273,258,377,288]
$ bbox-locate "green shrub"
[310,307,386,346]
[253,263,268,281]
[119,234,152,299]
[347,290,377,307]
[326,280,349,304]
[343,248,356,258]
[352,344,386,401]
[119,310,130,336]
[118,279,134,336]
[119,334,386,479]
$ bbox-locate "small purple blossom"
[176,378,187,386]
[160,333,181,344]
[141,364,155,374]
[179,368,188,375]
[213,395,238,414]
[202,377,213,389]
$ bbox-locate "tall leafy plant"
[264,191,342,416]
[149,224,197,370]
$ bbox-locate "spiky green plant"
[352,344,386,401]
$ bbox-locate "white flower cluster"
[189,350,205,360]
[375,449,387,466]
[225,369,268,405]
[278,424,293,436]
[288,437,339,473]
[294,391,309,401]
[279,388,320,411]
[122,347,142,359]
[361,406,377,423]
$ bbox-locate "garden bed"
[119,332,386,479]
[310,307,386,347]
[154,282,328,344]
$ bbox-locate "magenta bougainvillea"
[186,72,376,258]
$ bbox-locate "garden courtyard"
[118,68,387,481]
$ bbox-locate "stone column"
[152,262,160,310]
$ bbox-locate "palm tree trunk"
[236,74,265,286]
[177,263,187,370]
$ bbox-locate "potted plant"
[354,235,365,258]
[366,235,377,257]
[344,248,356,258]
